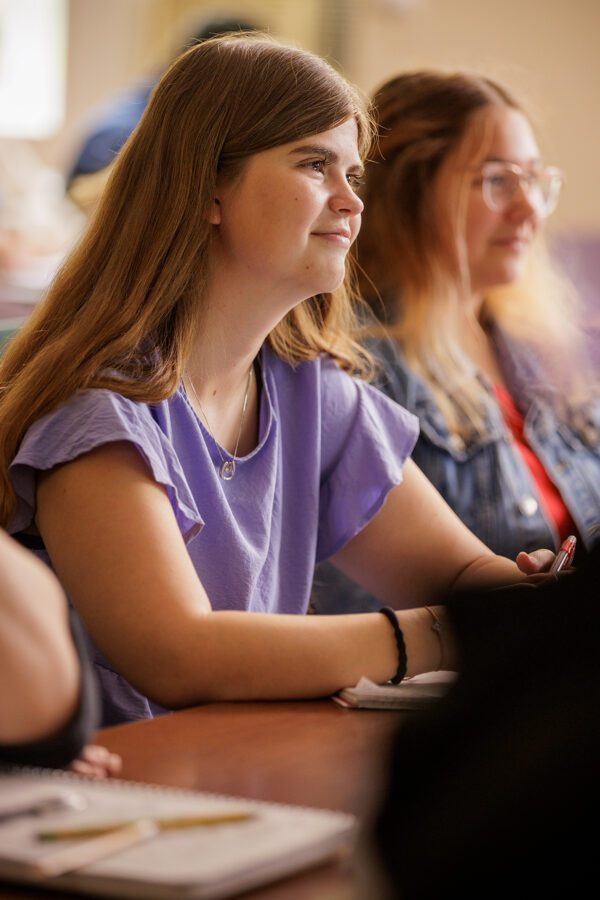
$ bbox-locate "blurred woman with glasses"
[314,70,600,613]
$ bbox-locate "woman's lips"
[312,229,352,247]
[493,236,531,253]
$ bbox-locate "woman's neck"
[183,348,260,459]
[188,263,298,392]
[182,277,274,457]
[455,301,507,389]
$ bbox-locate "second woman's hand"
[516,547,561,580]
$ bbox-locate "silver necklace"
[185,366,253,481]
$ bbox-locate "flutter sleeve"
[317,361,419,561]
[8,389,203,542]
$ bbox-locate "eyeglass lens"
[482,166,562,217]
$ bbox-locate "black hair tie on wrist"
[378,606,407,684]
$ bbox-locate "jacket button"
[518,496,539,517]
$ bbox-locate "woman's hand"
[66,744,122,779]
[516,548,558,580]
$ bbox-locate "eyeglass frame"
[474,160,564,218]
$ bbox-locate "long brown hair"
[0,34,374,526]
[355,70,586,438]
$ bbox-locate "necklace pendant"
[220,459,236,481]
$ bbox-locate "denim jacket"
[369,331,600,559]
[311,330,600,615]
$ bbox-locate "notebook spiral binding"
[0,762,344,817]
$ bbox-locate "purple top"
[9,345,418,724]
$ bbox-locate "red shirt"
[494,384,577,542]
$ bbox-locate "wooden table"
[0,700,403,900]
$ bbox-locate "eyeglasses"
[477,161,564,218]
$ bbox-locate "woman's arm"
[0,531,80,744]
[329,458,551,606]
[36,443,450,705]
[0,532,121,773]
[36,445,550,705]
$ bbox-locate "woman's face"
[211,117,364,306]
[434,106,543,296]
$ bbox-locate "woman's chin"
[473,262,527,292]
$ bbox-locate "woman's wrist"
[378,607,407,683]
[397,606,456,677]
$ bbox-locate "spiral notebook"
[333,671,457,709]
[0,767,356,899]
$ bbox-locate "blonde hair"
[0,34,374,526]
[356,70,589,438]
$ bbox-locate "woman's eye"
[488,175,511,191]
[347,173,364,190]
[305,159,326,174]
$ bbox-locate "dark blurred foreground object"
[66,15,259,211]
[367,539,600,899]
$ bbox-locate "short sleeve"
[317,363,419,560]
[8,389,203,542]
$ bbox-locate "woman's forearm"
[113,606,448,707]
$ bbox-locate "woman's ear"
[208,197,221,225]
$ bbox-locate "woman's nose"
[330,182,364,216]
[507,181,541,223]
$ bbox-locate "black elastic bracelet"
[378,606,407,684]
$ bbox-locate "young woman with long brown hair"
[0,37,553,725]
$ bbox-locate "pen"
[32,818,159,878]
[37,810,254,841]
[549,534,577,574]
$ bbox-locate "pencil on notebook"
[37,810,254,841]
[32,818,159,878]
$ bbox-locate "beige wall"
[43,0,321,174]
[344,0,600,237]
[40,0,600,237]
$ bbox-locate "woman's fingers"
[516,548,556,576]
[65,744,122,779]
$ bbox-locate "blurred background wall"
[2,0,599,309]
[43,0,600,233]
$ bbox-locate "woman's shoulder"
[18,387,161,453]
[9,387,202,539]
[264,341,406,409]
[361,333,434,410]
[9,386,191,487]
[261,342,355,409]
[261,343,418,454]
